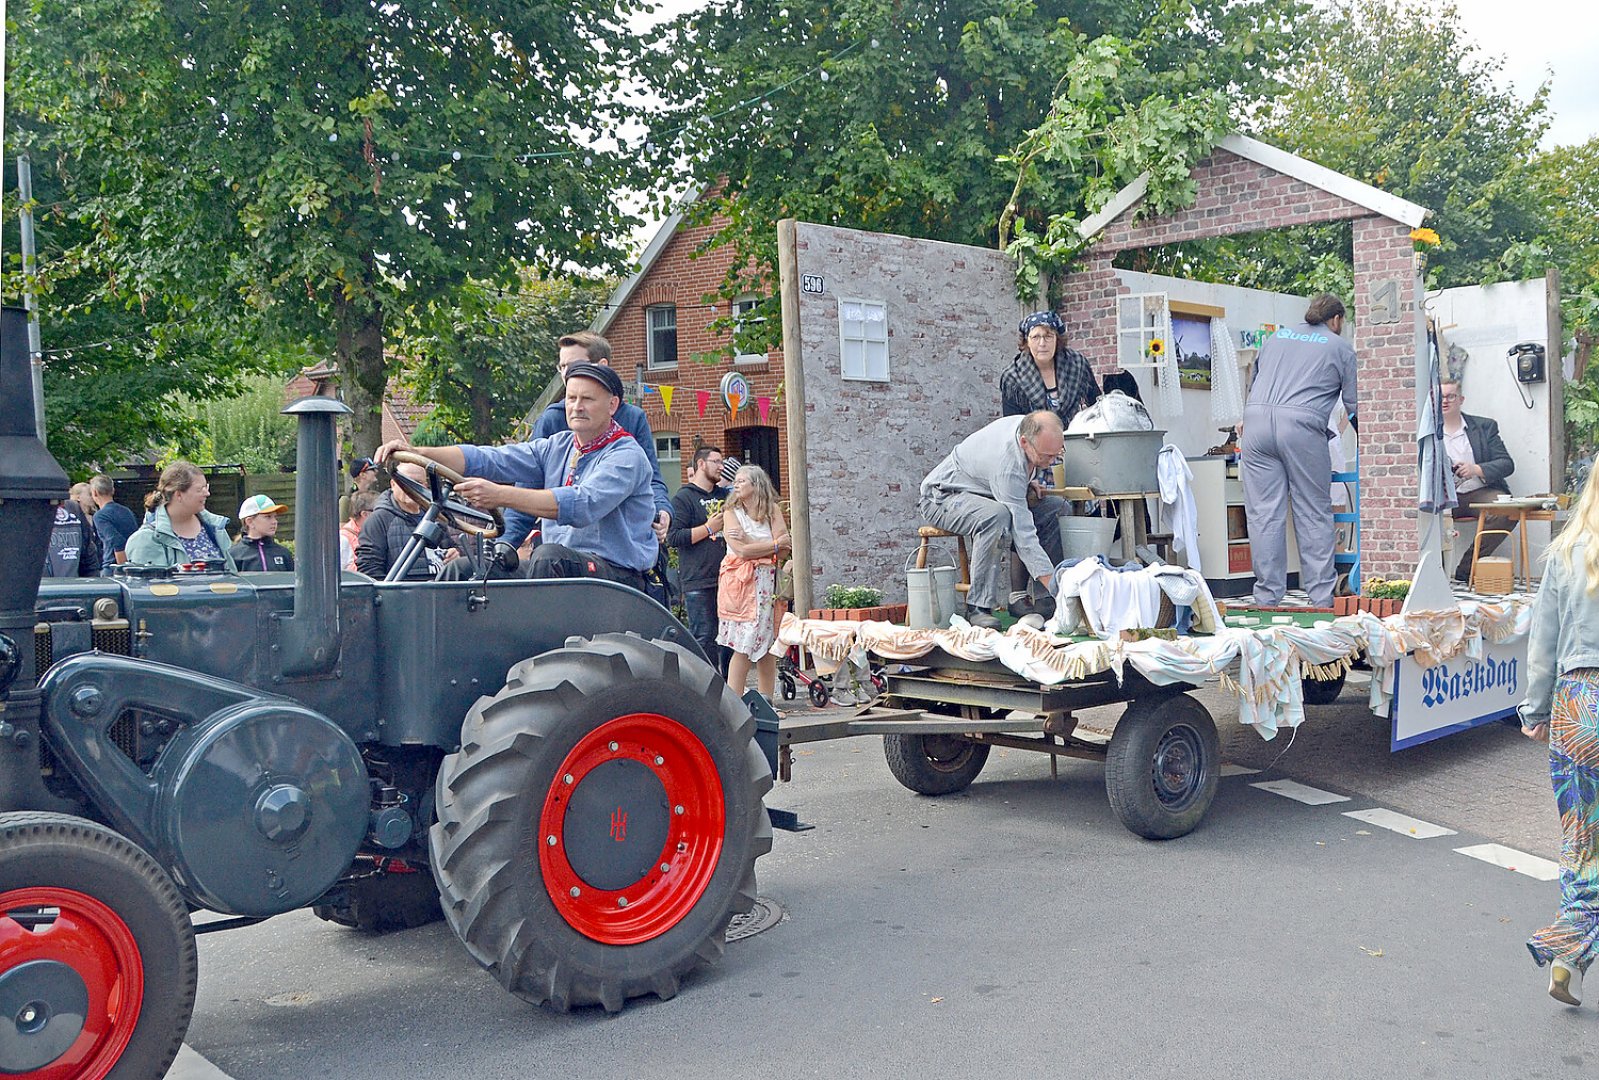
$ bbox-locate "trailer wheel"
[1301,669,1347,707]
[1104,694,1219,840]
[882,734,991,795]
[0,812,197,1080]
[430,633,772,1013]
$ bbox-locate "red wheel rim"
[539,713,725,944]
[0,887,145,1080]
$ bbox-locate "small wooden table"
[1473,497,1561,590]
[1047,485,1159,564]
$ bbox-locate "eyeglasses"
[1439,393,1460,403]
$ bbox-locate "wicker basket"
[1471,556,1514,595]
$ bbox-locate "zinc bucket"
[1061,515,1118,560]
[931,565,959,629]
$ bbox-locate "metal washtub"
[1057,429,1166,495]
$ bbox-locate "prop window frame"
[838,296,890,382]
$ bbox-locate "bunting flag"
[658,385,674,415]
[757,396,771,423]
[696,390,710,417]
[728,391,743,418]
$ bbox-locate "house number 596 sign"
[801,274,825,295]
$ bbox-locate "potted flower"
[1336,577,1410,618]
[810,584,905,623]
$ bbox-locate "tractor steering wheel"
[387,450,504,540]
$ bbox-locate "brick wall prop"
[1057,145,1424,582]
[788,222,1023,603]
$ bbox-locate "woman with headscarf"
[1000,311,1101,429]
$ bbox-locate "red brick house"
[592,195,789,498]
[284,364,430,446]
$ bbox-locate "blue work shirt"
[461,431,659,572]
[502,400,672,547]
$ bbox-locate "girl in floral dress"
[717,466,789,702]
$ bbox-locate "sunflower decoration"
[1409,227,1441,246]
[1147,338,1165,358]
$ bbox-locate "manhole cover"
[725,896,784,942]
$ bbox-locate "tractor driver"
[374,363,657,592]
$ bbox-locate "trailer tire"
[1104,694,1219,840]
[1301,668,1347,707]
[0,812,197,1080]
[882,734,991,795]
[430,633,772,1013]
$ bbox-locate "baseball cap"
[564,361,625,399]
[349,457,375,479]
[238,494,288,520]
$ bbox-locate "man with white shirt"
[1440,380,1517,582]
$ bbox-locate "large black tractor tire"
[882,733,991,795]
[1301,668,1348,707]
[0,812,198,1080]
[312,860,443,933]
[430,633,773,1013]
[1104,694,1220,840]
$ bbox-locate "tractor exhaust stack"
[278,394,352,678]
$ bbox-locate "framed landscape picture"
[1171,313,1214,390]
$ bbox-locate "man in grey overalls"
[1241,293,1357,608]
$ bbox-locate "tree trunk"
[336,291,387,461]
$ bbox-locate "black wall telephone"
[1510,341,1546,384]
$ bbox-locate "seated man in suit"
[1441,380,1517,582]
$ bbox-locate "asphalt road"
[178,686,1592,1080]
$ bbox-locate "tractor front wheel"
[430,634,772,1012]
[0,812,197,1080]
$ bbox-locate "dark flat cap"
[564,361,624,399]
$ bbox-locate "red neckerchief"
[565,420,631,485]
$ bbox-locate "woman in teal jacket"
[124,461,238,571]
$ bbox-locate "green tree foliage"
[194,375,298,474]
[1157,0,1548,297]
[647,0,1306,341]
[5,0,650,464]
[400,273,612,446]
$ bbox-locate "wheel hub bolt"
[654,756,664,766]
[660,863,671,873]
[563,774,574,785]
[609,741,619,752]
[569,886,581,898]
[673,805,684,816]
[617,897,628,908]
[546,835,557,846]
[17,1001,45,1032]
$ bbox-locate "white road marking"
[164,1045,235,1080]
[1250,779,1351,805]
[1220,763,1261,777]
[1342,807,1457,839]
[1454,843,1560,881]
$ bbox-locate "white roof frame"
[1077,133,1429,241]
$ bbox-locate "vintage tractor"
[0,308,774,1078]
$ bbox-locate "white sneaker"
[1550,960,1584,1006]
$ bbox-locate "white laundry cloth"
[1156,444,1200,573]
